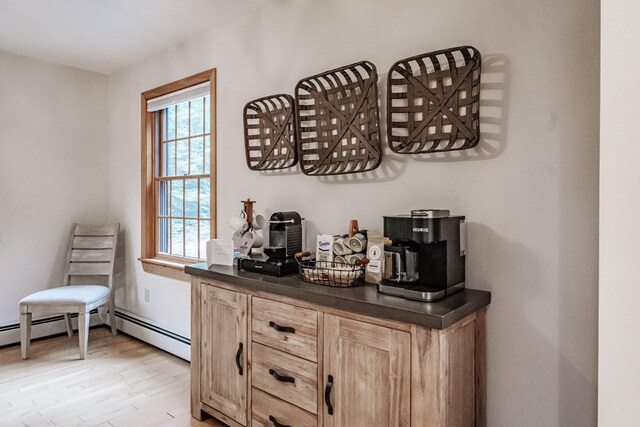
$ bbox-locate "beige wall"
[599,1,640,425]
[0,50,109,339]
[107,0,600,424]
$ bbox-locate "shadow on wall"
[114,226,138,310]
[556,70,599,425]
[469,222,595,424]
[409,53,511,164]
[114,226,126,295]
[48,227,72,289]
[468,222,545,422]
[466,222,537,294]
[99,226,126,323]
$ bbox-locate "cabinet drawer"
[251,388,317,427]
[252,297,318,362]
[251,342,318,414]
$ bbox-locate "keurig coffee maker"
[377,209,466,302]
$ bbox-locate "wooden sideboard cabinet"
[198,284,248,426]
[190,275,487,427]
[323,314,411,426]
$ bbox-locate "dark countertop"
[185,262,491,330]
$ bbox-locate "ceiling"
[0,0,257,74]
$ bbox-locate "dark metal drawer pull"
[235,342,243,376]
[269,368,295,384]
[325,374,334,415]
[269,321,296,334]
[269,415,291,427]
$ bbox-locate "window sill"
[139,258,192,282]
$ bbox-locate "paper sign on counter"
[206,239,234,267]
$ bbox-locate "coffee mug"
[243,230,264,248]
[229,215,248,232]
[253,214,267,231]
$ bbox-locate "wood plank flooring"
[0,327,224,427]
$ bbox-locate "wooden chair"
[19,223,120,360]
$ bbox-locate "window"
[140,70,216,279]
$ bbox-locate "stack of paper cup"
[327,231,368,265]
[332,237,353,256]
[347,233,367,253]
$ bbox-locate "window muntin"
[156,96,211,261]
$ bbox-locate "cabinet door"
[323,315,410,427]
[200,284,248,425]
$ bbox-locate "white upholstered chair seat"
[20,285,110,310]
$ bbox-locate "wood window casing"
[140,69,217,281]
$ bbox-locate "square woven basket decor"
[243,94,297,170]
[295,61,382,176]
[387,46,481,154]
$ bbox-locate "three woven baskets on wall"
[243,45,481,175]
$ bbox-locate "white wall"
[107,0,600,424]
[599,1,640,425]
[0,50,109,340]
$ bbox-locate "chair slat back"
[68,262,113,276]
[72,236,115,249]
[63,223,120,288]
[74,224,119,235]
[70,249,112,262]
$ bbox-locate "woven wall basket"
[295,61,382,176]
[243,94,297,170]
[387,46,481,154]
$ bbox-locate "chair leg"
[20,313,32,359]
[109,302,117,336]
[64,313,73,337]
[78,312,90,360]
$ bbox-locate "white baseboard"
[110,309,190,361]
[0,311,101,347]
[0,309,191,362]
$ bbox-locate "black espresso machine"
[240,211,302,277]
[377,209,466,302]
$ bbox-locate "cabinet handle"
[268,321,295,334]
[269,368,295,384]
[325,374,334,415]
[268,415,291,427]
[235,342,243,376]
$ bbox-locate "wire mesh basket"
[295,253,368,287]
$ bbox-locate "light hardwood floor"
[0,326,224,427]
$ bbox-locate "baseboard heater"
[0,309,99,334]
[114,310,190,345]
